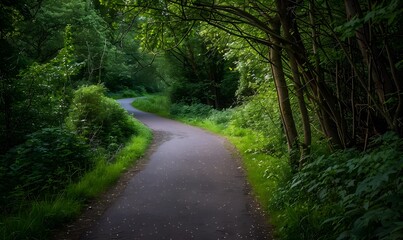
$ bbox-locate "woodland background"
[0,0,402,239]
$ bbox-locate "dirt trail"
[66,98,272,240]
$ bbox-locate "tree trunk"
[270,17,300,171]
[276,0,312,165]
[344,0,395,133]
[276,0,346,148]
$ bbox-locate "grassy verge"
[0,118,152,240]
[66,119,151,199]
[131,95,171,117]
[133,95,403,240]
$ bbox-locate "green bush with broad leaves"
[67,84,137,149]
[0,127,92,212]
[271,132,403,240]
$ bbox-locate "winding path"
[82,98,272,240]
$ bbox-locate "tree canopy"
[1,0,402,239]
[104,0,403,169]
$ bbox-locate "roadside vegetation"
[2,0,402,239]
[0,85,151,240]
[1,1,156,238]
[133,95,403,240]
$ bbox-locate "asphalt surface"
[82,98,272,240]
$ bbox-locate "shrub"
[271,132,403,240]
[0,127,92,211]
[207,108,234,126]
[107,88,139,99]
[67,85,137,148]
[170,102,213,119]
[131,95,171,117]
[229,96,286,155]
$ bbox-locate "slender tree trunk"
[208,66,220,109]
[276,0,312,164]
[344,0,395,133]
[383,28,403,134]
[276,0,346,147]
[289,55,311,164]
[270,17,300,171]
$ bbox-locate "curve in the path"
[82,98,271,240]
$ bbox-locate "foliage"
[229,82,286,155]
[0,120,152,240]
[131,95,171,117]
[207,108,234,126]
[0,1,156,238]
[0,198,81,240]
[1,0,403,239]
[132,96,403,240]
[170,102,214,119]
[271,132,403,240]
[335,0,402,40]
[107,88,139,99]
[66,84,137,149]
[0,127,92,212]
[101,39,161,93]
[0,24,82,153]
[66,118,152,200]
[135,16,238,108]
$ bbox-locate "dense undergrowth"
[132,95,403,240]
[0,85,151,240]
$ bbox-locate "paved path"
[82,98,271,240]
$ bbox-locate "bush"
[107,88,139,99]
[271,132,403,240]
[170,102,213,119]
[229,96,286,155]
[0,127,92,211]
[67,85,137,149]
[207,108,234,126]
[131,95,171,117]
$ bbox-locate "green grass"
[0,198,81,240]
[228,134,290,209]
[66,119,151,199]
[0,118,152,240]
[131,95,171,117]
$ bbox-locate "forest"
[0,0,402,239]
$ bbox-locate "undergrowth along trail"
[0,87,152,240]
[132,95,403,240]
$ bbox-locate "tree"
[124,0,306,168]
[112,0,403,168]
